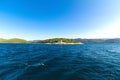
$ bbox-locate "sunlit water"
[0,44,120,80]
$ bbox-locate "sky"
[0,0,120,40]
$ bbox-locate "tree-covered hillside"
[0,38,28,43]
[35,38,81,43]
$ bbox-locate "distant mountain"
[0,38,28,43]
[73,38,120,43]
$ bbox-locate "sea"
[0,43,120,80]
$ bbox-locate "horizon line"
[0,37,120,41]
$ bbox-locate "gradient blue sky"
[0,0,120,40]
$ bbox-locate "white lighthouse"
[60,40,63,44]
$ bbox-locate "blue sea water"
[0,43,120,80]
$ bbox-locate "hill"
[0,38,28,43]
[0,38,7,42]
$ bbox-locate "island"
[34,38,83,44]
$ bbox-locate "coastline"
[0,42,83,44]
[44,42,83,44]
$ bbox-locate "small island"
[35,38,83,44]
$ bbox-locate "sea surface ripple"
[0,44,120,80]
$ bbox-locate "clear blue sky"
[0,0,120,40]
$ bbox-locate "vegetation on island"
[34,38,81,44]
[0,38,28,43]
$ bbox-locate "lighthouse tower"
[60,40,63,44]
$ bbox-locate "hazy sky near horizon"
[0,0,120,40]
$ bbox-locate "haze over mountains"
[73,38,120,43]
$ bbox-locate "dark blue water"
[0,44,120,80]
